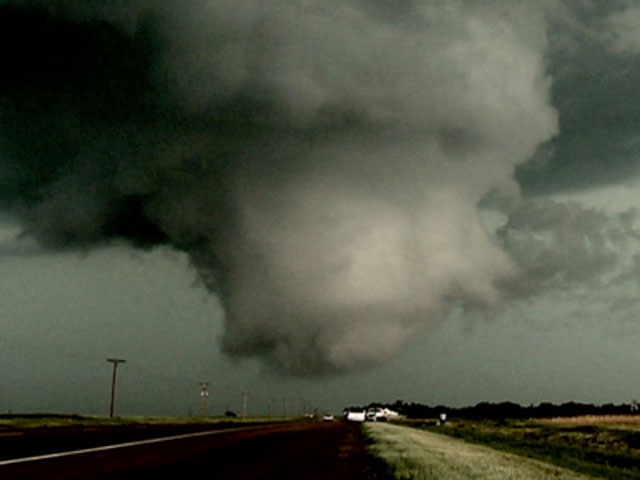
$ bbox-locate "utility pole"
[199,382,210,417]
[242,390,249,419]
[107,358,126,418]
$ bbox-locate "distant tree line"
[356,400,638,419]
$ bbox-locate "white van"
[346,410,366,422]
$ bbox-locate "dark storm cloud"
[518,0,640,194]
[496,201,640,296]
[0,1,595,375]
[0,3,165,243]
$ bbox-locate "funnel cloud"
[0,1,560,375]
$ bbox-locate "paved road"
[0,421,390,479]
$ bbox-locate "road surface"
[0,421,391,479]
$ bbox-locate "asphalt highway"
[0,421,391,479]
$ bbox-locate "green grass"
[0,413,283,430]
[400,417,640,479]
[365,422,594,479]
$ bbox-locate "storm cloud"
[5,0,623,376]
[517,0,640,195]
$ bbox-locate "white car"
[366,408,387,422]
[322,413,334,422]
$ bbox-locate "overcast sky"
[3,0,640,416]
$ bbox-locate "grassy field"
[365,422,594,479]
[0,413,280,430]
[398,415,640,479]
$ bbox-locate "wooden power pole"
[107,358,126,418]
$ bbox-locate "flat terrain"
[412,415,640,479]
[9,414,633,479]
[0,421,390,479]
[366,422,595,479]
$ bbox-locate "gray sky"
[2,0,640,416]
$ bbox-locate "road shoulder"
[366,422,597,480]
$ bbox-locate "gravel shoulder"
[366,422,598,480]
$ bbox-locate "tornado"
[0,1,558,375]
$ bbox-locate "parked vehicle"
[345,409,366,422]
[366,408,388,422]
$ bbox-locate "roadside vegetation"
[365,422,594,479]
[0,413,281,430]
[398,415,640,479]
